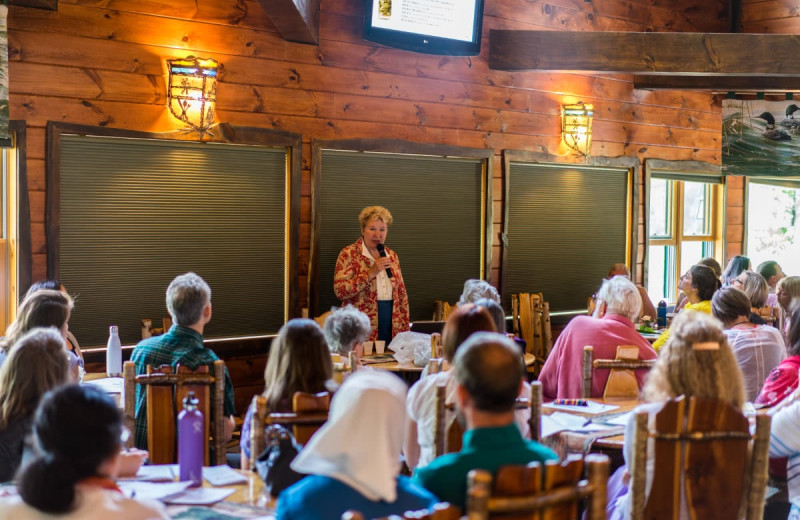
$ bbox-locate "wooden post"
[122,361,136,449]
[433,384,446,457]
[582,346,594,398]
[466,469,492,520]
[585,454,610,520]
[530,380,542,442]
[212,360,226,466]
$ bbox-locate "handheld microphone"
[375,243,393,278]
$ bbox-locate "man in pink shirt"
[539,276,657,400]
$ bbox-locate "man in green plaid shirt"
[131,272,236,450]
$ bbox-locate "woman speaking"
[334,206,409,342]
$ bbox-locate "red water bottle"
[178,391,204,487]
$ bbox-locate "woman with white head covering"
[276,370,437,520]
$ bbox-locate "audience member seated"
[0,289,81,382]
[674,257,723,314]
[757,260,785,308]
[404,304,500,471]
[757,303,800,407]
[412,332,558,509]
[768,391,800,518]
[130,272,236,451]
[540,276,656,400]
[606,312,746,520]
[276,370,437,520]
[25,280,83,365]
[0,384,165,519]
[607,263,657,320]
[0,329,69,482]
[777,276,800,339]
[457,279,501,305]
[652,264,720,350]
[711,287,785,402]
[324,305,371,373]
[730,270,769,325]
[722,255,752,287]
[240,318,335,466]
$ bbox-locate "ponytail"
[17,455,81,514]
[16,385,122,513]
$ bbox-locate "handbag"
[255,424,306,497]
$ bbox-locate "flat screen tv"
[363,0,485,56]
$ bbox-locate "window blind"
[315,150,487,322]
[504,162,631,313]
[57,135,289,346]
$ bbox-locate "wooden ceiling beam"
[257,0,320,45]
[489,30,800,76]
[8,0,57,10]
[635,75,800,92]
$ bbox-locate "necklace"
[730,318,753,329]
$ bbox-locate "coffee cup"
[375,340,385,354]
[363,341,374,356]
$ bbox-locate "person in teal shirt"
[413,332,558,509]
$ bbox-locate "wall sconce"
[167,56,218,136]
[561,101,594,157]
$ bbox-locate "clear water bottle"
[178,391,204,487]
[106,325,122,377]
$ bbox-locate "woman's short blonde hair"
[359,206,393,230]
[778,276,800,300]
[643,311,745,410]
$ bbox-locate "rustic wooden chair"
[581,345,657,399]
[433,301,457,322]
[466,453,610,520]
[511,293,552,376]
[122,359,226,465]
[434,381,543,457]
[332,350,359,384]
[341,502,461,520]
[248,391,331,471]
[629,396,771,520]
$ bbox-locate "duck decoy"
[756,112,792,141]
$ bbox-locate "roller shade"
[58,135,288,346]
[316,150,487,322]
[504,162,631,313]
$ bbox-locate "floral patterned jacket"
[333,238,410,341]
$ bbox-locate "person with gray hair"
[457,279,501,305]
[412,333,557,509]
[131,272,236,451]
[539,276,656,400]
[324,305,371,359]
[606,263,657,320]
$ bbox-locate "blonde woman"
[777,276,800,338]
[0,328,70,481]
[333,206,410,342]
[0,289,81,381]
[607,311,745,519]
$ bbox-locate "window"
[646,164,723,304]
[0,140,18,331]
[502,153,635,314]
[48,123,300,347]
[746,179,800,274]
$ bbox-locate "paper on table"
[118,481,193,502]
[168,503,274,520]
[82,377,123,394]
[133,464,178,482]
[164,487,236,505]
[541,412,614,438]
[542,400,620,415]
[203,465,248,487]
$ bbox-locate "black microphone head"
[376,243,385,253]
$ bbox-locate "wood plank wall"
[10,0,730,311]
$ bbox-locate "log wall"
[10,0,729,303]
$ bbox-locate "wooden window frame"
[308,138,494,318]
[45,122,302,341]
[645,160,724,302]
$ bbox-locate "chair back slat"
[466,454,610,520]
[125,360,225,466]
[581,345,656,398]
[631,396,770,520]
[250,391,331,471]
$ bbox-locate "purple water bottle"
[178,391,204,487]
